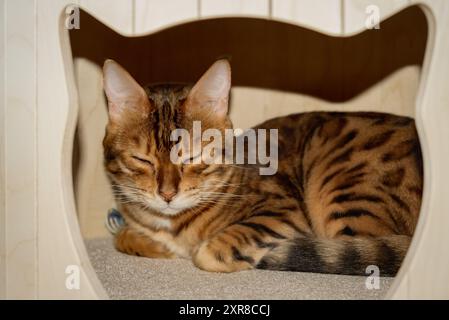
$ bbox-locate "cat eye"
[131,156,154,167]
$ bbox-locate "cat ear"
[186,59,231,119]
[103,59,150,122]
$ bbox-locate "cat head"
[102,59,232,216]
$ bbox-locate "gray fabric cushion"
[86,237,392,300]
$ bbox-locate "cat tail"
[256,235,411,276]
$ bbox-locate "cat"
[102,59,422,276]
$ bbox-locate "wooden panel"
[0,0,6,300]
[70,6,426,103]
[272,0,342,35]
[74,58,114,239]
[36,0,107,299]
[389,0,449,300]
[200,0,269,18]
[230,65,419,130]
[79,0,133,35]
[344,0,411,35]
[389,273,409,299]
[134,0,198,34]
[5,0,37,299]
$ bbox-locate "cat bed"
[86,237,392,300]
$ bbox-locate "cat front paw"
[115,227,175,259]
[193,242,254,273]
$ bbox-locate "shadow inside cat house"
[70,6,426,102]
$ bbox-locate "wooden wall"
[78,0,415,36]
[2,0,38,299]
[0,0,6,299]
[6,0,449,300]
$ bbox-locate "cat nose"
[159,189,177,202]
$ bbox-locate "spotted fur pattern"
[103,61,422,277]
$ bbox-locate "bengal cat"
[102,59,422,276]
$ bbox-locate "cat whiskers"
[111,182,146,205]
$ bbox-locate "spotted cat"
[102,59,422,276]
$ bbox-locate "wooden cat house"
[1,0,449,299]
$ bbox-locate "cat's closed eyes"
[102,59,422,275]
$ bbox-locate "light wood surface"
[79,0,133,35]
[3,0,449,299]
[272,0,342,35]
[36,0,107,299]
[74,58,114,239]
[200,0,269,18]
[0,0,6,300]
[3,0,37,299]
[135,0,198,33]
[388,0,449,300]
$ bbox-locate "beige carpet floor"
[85,238,393,300]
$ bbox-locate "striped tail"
[256,235,411,276]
